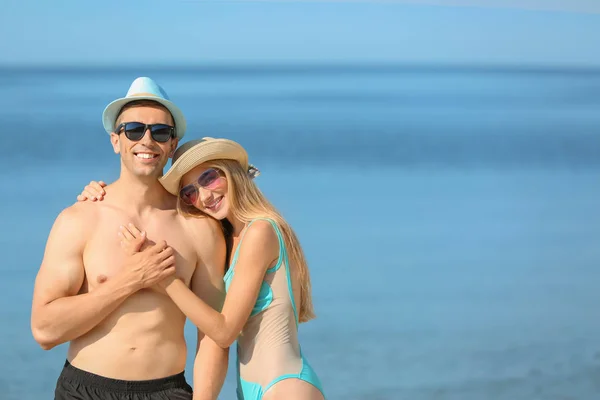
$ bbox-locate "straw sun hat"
[159,137,260,195]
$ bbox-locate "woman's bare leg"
[263,378,324,400]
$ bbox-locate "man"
[31,77,228,400]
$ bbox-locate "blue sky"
[1,0,599,66]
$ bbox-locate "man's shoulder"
[51,201,100,233]
[179,215,225,249]
[181,216,227,280]
[61,200,101,219]
[179,214,222,234]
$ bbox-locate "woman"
[78,137,325,400]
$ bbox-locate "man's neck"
[112,172,173,215]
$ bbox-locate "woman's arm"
[164,220,279,348]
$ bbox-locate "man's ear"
[110,133,121,154]
[169,138,179,158]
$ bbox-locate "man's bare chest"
[82,211,196,290]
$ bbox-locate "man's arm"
[31,205,175,350]
[30,205,139,349]
[187,217,229,400]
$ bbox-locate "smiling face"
[179,162,230,220]
[110,101,178,179]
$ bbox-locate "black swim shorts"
[54,360,193,400]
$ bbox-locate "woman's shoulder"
[234,218,281,268]
[245,218,280,243]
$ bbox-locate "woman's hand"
[119,223,177,294]
[118,223,147,254]
[77,180,107,202]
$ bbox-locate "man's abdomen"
[67,289,188,380]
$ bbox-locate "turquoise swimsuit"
[223,218,325,400]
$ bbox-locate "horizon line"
[1,61,600,75]
[180,0,600,15]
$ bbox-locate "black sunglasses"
[116,122,175,143]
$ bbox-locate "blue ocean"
[1,64,600,400]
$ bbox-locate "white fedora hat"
[102,77,187,139]
[160,137,254,195]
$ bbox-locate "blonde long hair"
[177,159,315,323]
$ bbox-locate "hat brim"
[159,138,248,195]
[102,96,187,139]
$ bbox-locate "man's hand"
[118,223,176,290]
[31,207,152,349]
[118,223,177,292]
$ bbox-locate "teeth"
[207,198,222,209]
[136,153,156,159]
